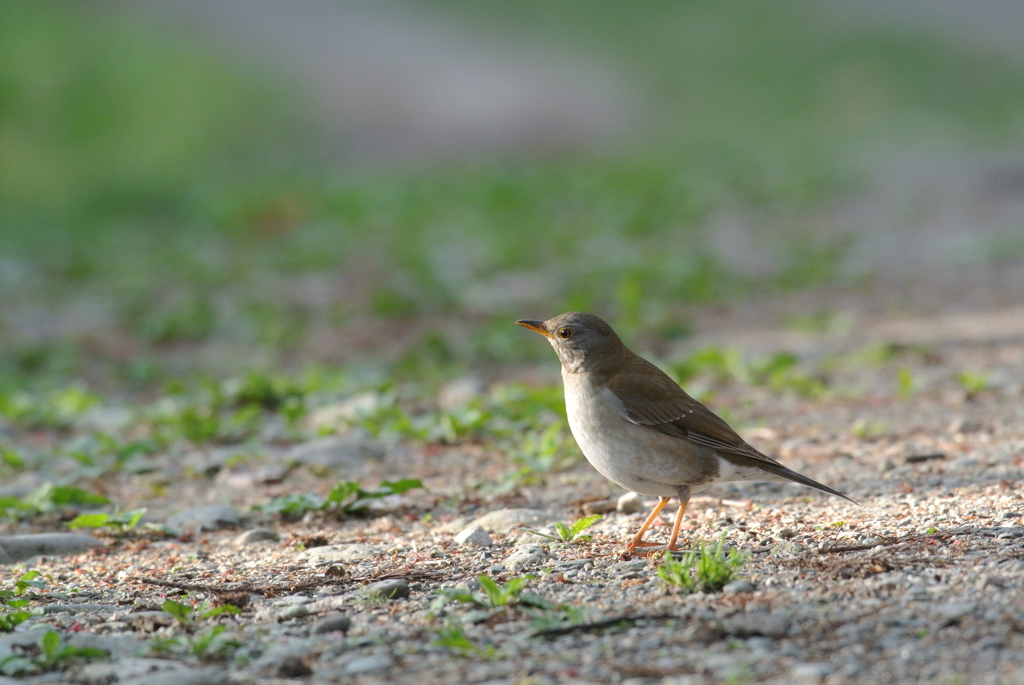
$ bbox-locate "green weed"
[657,536,746,593]
[955,372,989,395]
[67,508,147,533]
[0,572,46,632]
[257,478,423,518]
[0,630,107,676]
[430,574,553,615]
[524,514,603,543]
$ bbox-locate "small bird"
[516,312,853,556]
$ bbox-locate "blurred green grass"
[2,0,1024,388]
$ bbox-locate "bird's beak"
[515,319,553,338]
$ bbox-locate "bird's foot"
[622,541,669,558]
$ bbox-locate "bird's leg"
[667,486,691,552]
[623,496,671,557]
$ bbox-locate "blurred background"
[2,0,1024,392]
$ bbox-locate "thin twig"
[531,613,676,638]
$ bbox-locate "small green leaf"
[379,478,423,495]
[326,480,360,505]
[162,600,192,624]
[199,605,241,619]
[477,575,502,606]
[40,630,60,660]
[48,486,110,507]
[569,514,603,538]
[67,513,111,530]
[553,522,572,542]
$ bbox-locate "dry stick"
[133,569,442,596]
[817,531,946,555]
[531,613,676,638]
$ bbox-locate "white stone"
[454,525,493,547]
[616,492,644,514]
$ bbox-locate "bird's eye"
[558,327,573,340]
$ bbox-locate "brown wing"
[609,353,854,502]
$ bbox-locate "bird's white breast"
[563,373,707,497]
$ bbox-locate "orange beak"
[515,319,553,338]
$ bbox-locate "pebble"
[768,541,805,558]
[502,544,549,570]
[582,498,618,515]
[363,578,410,599]
[76,658,193,685]
[934,602,975,626]
[776,527,798,540]
[468,508,550,533]
[343,654,395,675]
[617,492,645,514]
[454,525,493,547]
[0,533,105,563]
[790,662,833,681]
[124,668,228,685]
[298,543,382,563]
[948,417,982,433]
[124,611,176,632]
[258,654,312,678]
[722,579,756,595]
[286,435,385,470]
[235,528,279,545]
[608,559,648,576]
[276,604,310,621]
[311,613,351,634]
[724,613,792,638]
[166,505,241,532]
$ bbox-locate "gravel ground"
[1,308,1023,685]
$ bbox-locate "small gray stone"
[166,505,241,532]
[311,613,351,634]
[616,492,645,514]
[276,604,310,621]
[724,613,792,638]
[121,669,227,685]
[235,528,279,546]
[503,544,549,570]
[948,417,982,433]
[722,579,755,595]
[0,533,104,563]
[978,635,1004,650]
[306,596,349,613]
[125,611,176,632]
[258,654,312,678]
[298,543,382,563]
[776,528,798,540]
[363,579,410,599]
[454,525,493,547]
[77,658,192,685]
[461,609,494,624]
[343,654,394,675]
[790,662,833,681]
[608,559,648,576]
[43,603,118,615]
[469,508,549,533]
[935,602,975,626]
[287,435,385,470]
[769,541,805,558]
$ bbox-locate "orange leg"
[666,487,691,551]
[624,496,671,556]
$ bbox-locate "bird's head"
[516,311,625,375]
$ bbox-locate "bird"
[516,311,853,556]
